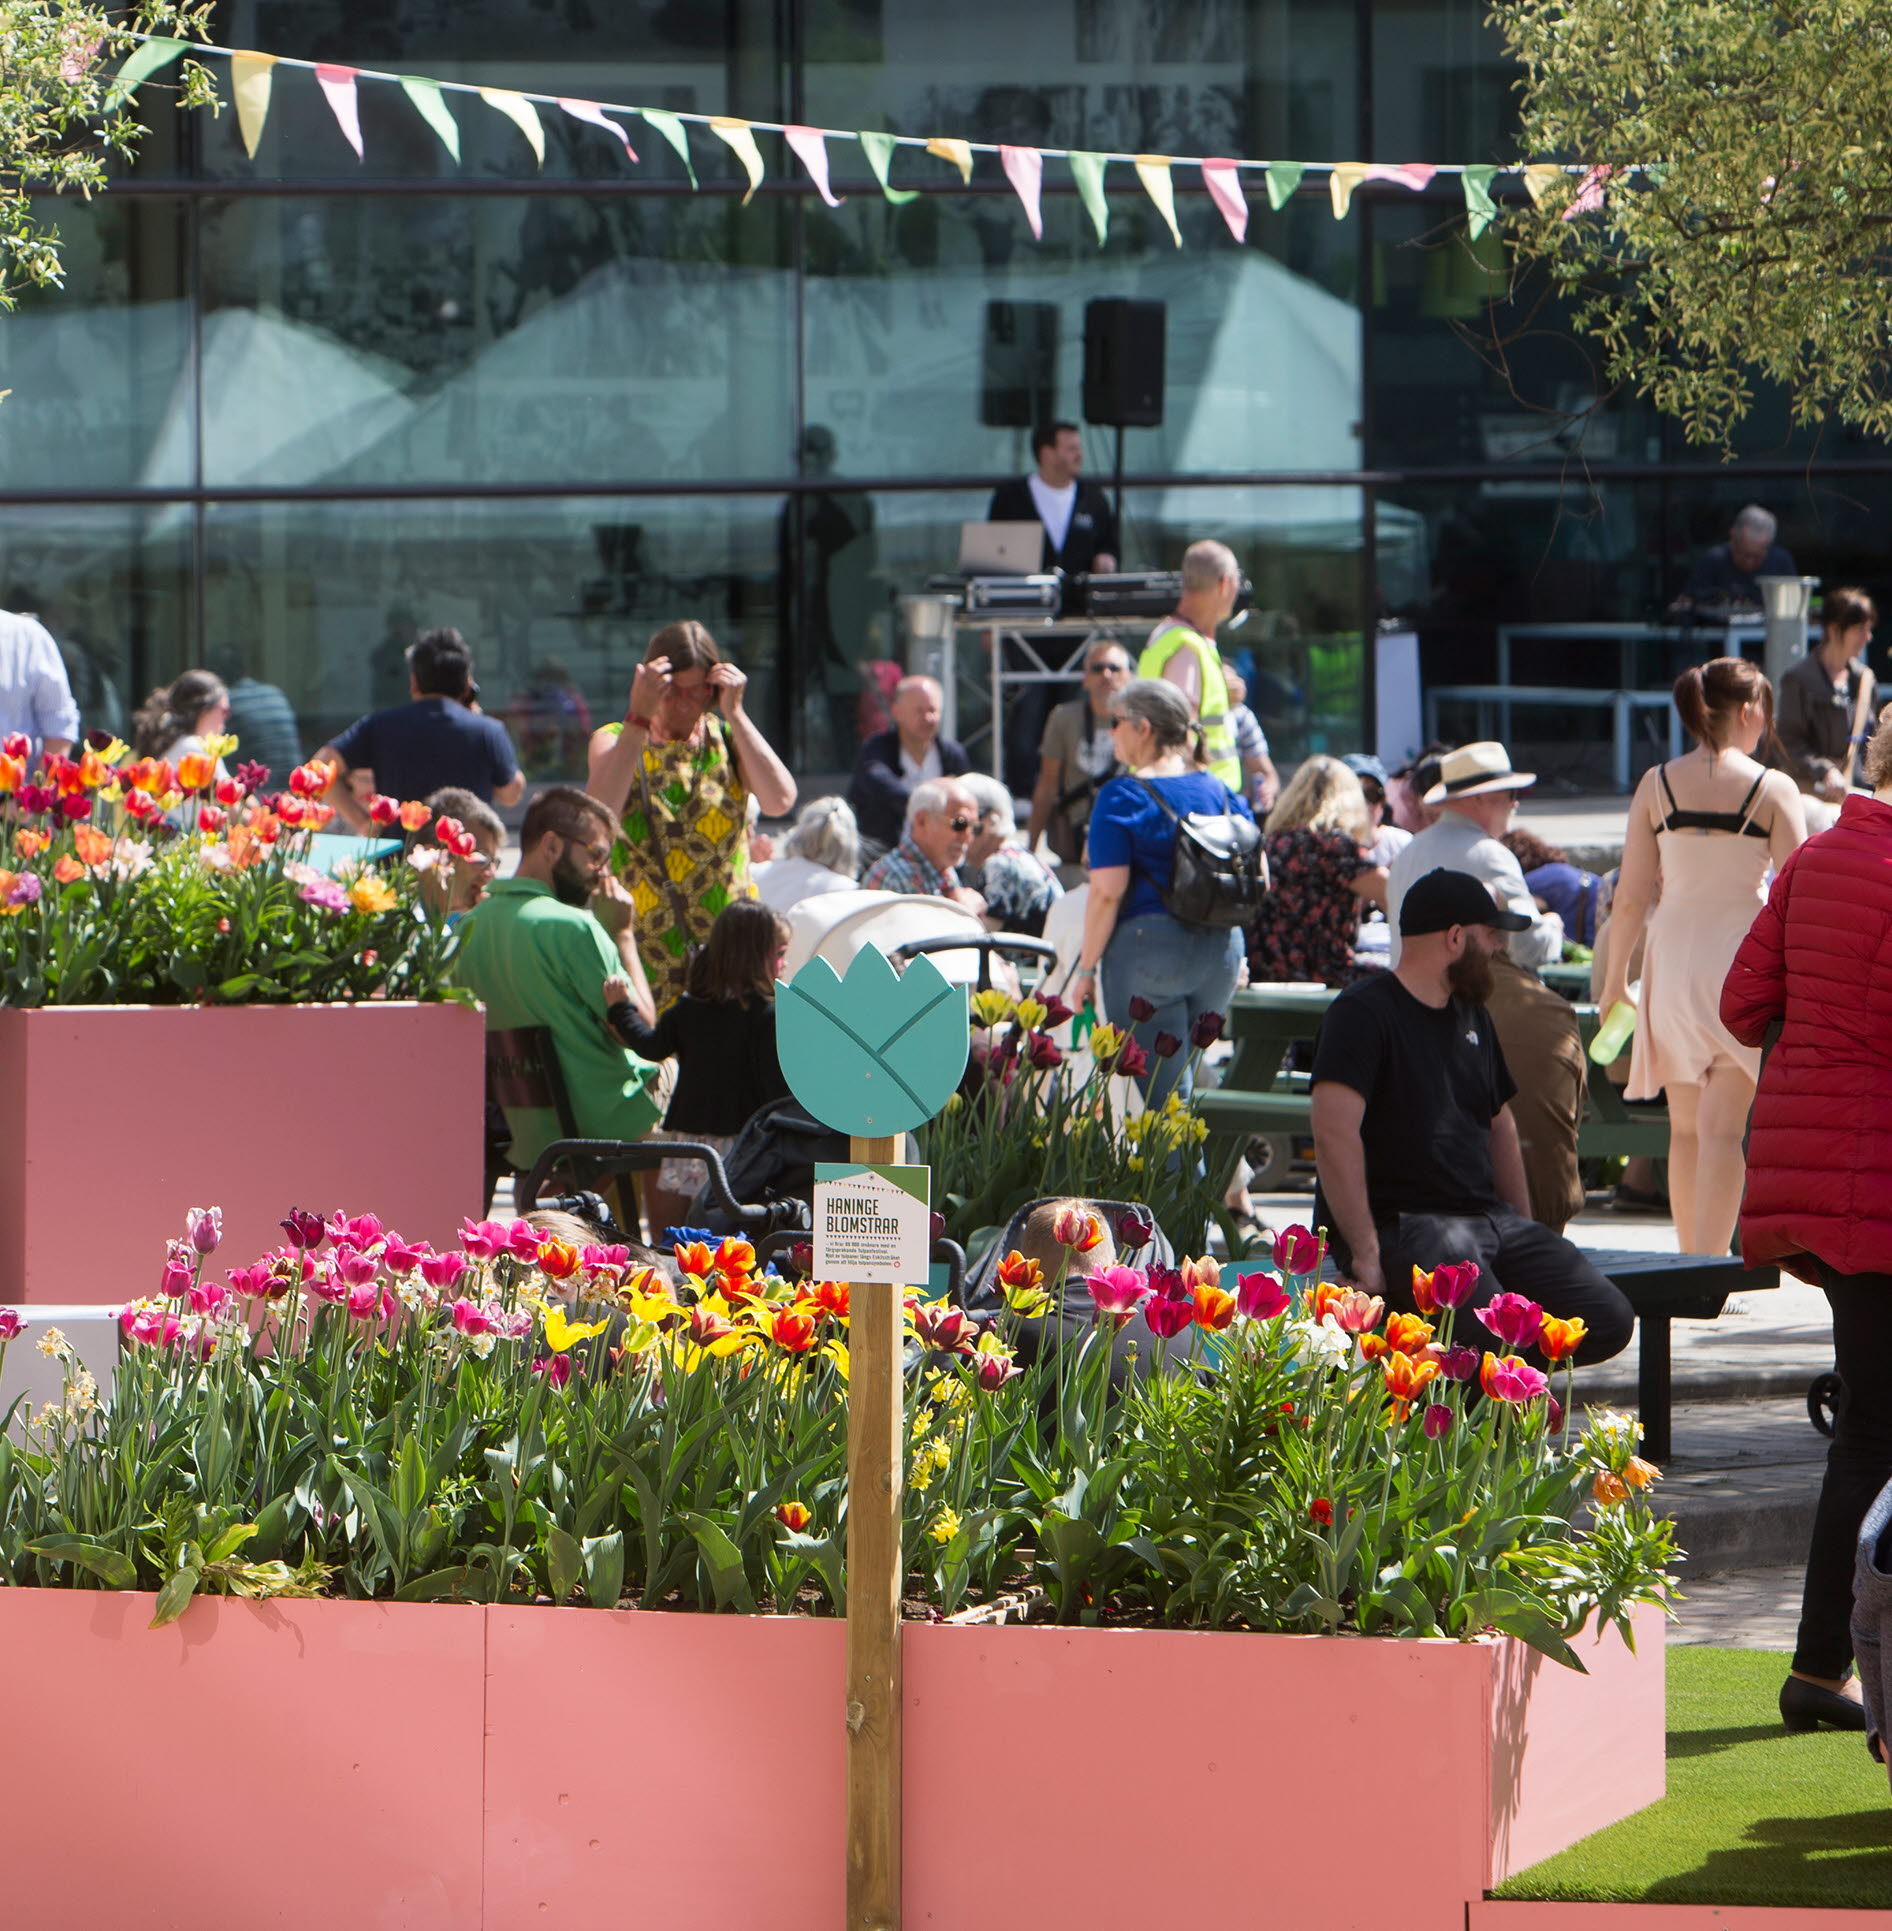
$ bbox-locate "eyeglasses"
[946,815,974,832]
[1086,661,1131,677]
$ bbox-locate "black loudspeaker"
[1082,297,1166,428]
[980,300,1059,428]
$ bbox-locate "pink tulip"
[331,1244,378,1287]
[533,1353,573,1387]
[582,1244,632,1271]
[345,1279,387,1320]
[458,1219,510,1260]
[226,1262,273,1299]
[120,1304,181,1348]
[279,1209,326,1250]
[185,1206,222,1256]
[1142,1286,1195,1339]
[382,1236,428,1273]
[158,1252,195,1300]
[186,1278,228,1316]
[328,1211,383,1247]
[1331,1289,1384,1333]
[420,1251,470,1292]
[1480,1352,1550,1404]
[1086,1264,1150,1324]
[451,1298,496,1336]
[1273,1225,1324,1277]
[1428,1261,1481,1310]
[0,1308,24,1340]
[506,1221,543,1262]
[1235,1271,1289,1320]
[1476,1292,1545,1353]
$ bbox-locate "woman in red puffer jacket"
[1722,709,1892,1741]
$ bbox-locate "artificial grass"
[1495,1646,1892,1911]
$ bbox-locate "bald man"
[847,674,973,854]
[1139,539,1244,792]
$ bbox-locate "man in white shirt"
[0,608,80,761]
[986,422,1119,577]
[1384,741,1585,1233]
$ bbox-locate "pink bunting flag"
[558,98,638,161]
[1000,144,1044,239]
[1200,158,1248,242]
[314,64,363,159]
[1365,163,1437,192]
[1563,163,1614,219]
[783,125,843,207]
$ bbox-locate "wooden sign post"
[774,947,970,1931]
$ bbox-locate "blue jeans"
[1101,913,1243,1106]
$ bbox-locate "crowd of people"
[8,526,1892,1749]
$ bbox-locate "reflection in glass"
[0,507,192,742]
[0,198,192,490]
[197,196,793,487]
[203,496,786,778]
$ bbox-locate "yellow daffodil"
[543,1305,611,1353]
[927,1507,962,1545]
[348,874,399,915]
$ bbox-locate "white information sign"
[812,1163,932,1287]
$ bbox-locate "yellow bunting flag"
[1134,154,1182,247]
[230,52,277,159]
[926,136,974,184]
[711,117,765,203]
[479,88,545,165]
[1523,164,1566,205]
[1329,162,1368,218]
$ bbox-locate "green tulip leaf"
[775,947,969,1138]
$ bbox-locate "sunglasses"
[946,815,974,832]
[1086,661,1130,676]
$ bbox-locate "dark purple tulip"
[1118,1040,1151,1079]
[1115,1207,1155,1251]
[280,1208,326,1250]
[1439,1345,1479,1383]
[1153,1032,1182,1058]
[1190,1011,1225,1050]
[236,760,271,793]
[1128,995,1156,1023]
[1422,1403,1455,1440]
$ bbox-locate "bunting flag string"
[112,32,1623,248]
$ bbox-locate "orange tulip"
[761,1305,819,1353]
[674,1240,715,1280]
[713,1236,756,1281]
[76,749,111,790]
[275,796,308,828]
[72,824,112,868]
[13,829,47,860]
[0,753,22,793]
[1592,1471,1630,1508]
[398,799,432,831]
[348,875,398,916]
[288,761,334,799]
[226,826,260,870]
[1382,1348,1441,1405]
[1305,1280,1348,1326]
[1191,1283,1237,1331]
[1362,1310,1436,1361]
[537,1237,582,1280]
[775,1501,812,1532]
[1538,1314,1588,1363]
[52,855,83,884]
[176,752,216,792]
[807,1280,849,1322]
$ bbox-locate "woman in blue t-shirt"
[1068,678,1252,1104]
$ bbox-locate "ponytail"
[131,669,227,757]
[1672,655,1773,757]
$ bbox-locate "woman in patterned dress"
[587,621,797,1017]
[1246,754,1388,987]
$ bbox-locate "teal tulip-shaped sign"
[776,947,969,1138]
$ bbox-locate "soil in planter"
[1494,1645,1892,1910]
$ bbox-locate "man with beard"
[1310,869,1633,1365]
[456,786,661,1175]
[1385,742,1585,1231]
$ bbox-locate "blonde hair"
[1264,754,1371,844]
[1013,1199,1118,1279]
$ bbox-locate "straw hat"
[1422,741,1536,804]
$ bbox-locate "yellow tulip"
[543,1305,611,1353]
[348,875,399,916]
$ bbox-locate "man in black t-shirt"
[1310,868,1632,1367]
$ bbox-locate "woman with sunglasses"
[1067,677,1252,1106]
[587,620,797,1011]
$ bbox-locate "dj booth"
[900,571,1201,779]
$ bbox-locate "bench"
[1201,987,1672,1179]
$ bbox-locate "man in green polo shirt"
[456,785,661,1173]
[1138,538,1244,792]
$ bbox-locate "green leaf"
[581,1531,626,1610]
[679,1512,757,1614]
[24,1535,137,1589]
[151,1565,202,1628]
[545,1525,583,1605]
[395,1567,475,1602]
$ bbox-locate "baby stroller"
[961,1195,1183,1385]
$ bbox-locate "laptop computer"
[958,521,1045,574]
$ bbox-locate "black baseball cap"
[1398,868,1534,937]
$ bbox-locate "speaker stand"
[1112,424,1125,553]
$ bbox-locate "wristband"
[624,712,654,733]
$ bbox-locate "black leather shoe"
[1780,1674,1869,1732]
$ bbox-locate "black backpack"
[1136,776,1270,930]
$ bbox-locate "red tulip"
[1117,1040,1150,1078]
[436,816,477,859]
[775,1501,812,1531]
[1235,1271,1289,1320]
[1273,1225,1324,1276]
[1143,1286,1194,1339]
[368,795,400,826]
[532,1352,573,1387]
[1308,1497,1333,1526]
[1153,1031,1182,1058]
[1422,1402,1454,1440]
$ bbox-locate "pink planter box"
[0,1590,1662,1929]
[1475,1908,1892,1928]
[0,1002,484,1303]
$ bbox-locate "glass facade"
[3,0,1882,786]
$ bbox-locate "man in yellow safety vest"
[1138,539,1243,792]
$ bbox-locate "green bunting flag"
[107,37,188,107]
[400,76,461,161]
[639,108,697,186]
[1264,162,1304,210]
[1068,151,1110,244]
[859,130,917,204]
[1462,164,1499,239]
